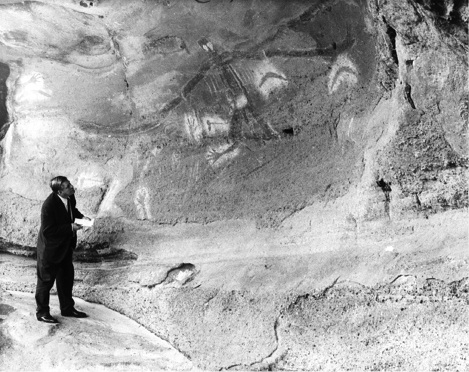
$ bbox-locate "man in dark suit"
[35,176,90,323]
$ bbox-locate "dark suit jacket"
[36,193,84,264]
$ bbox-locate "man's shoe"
[37,314,59,324]
[61,308,88,318]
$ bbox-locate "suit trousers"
[35,249,75,316]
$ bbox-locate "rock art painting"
[176,37,283,144]
[172,33,355,168]
[77,171,104,189]
[253,59,289,100]
[143,32,188,56]
[328,53,358,94]
[0,0,363,230]
[101,23,357,137]
[133,146,162,220]
[166,38,291,168]
[205,141,241,170]
[121,21,359,202]
[14,71,52,105]
[184,111,231,143]
[135,186,152,220]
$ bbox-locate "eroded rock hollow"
[0,0,468,370]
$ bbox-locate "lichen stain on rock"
[379,109,468,214]
[76,35,110,55]
[0,62,10,139]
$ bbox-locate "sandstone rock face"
[0,0,466,241]
[0,0,467,370]
[0,0,378,242]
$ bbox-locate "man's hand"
[72,223,83,231]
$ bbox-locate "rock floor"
[0,290,198,372]
[1,209,468,370]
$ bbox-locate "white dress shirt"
[58,194,73,231]
[58,194,69,211]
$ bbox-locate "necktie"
[67,200,72,221]
[68,200,75,237]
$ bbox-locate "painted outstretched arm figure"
[35,176,90,323]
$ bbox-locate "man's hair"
[50,176,68,194]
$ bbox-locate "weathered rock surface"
[2,208,468,370]
[0,0,467,370]
[0,0,466,239]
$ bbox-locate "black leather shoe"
[37,314,59,324]
[61,308,88,318]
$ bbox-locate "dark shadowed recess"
[0,238,36,257]
[73,245,138,263]
[0,62,9,140]
[0,237,137,264]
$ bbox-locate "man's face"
[58,180,75,199]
